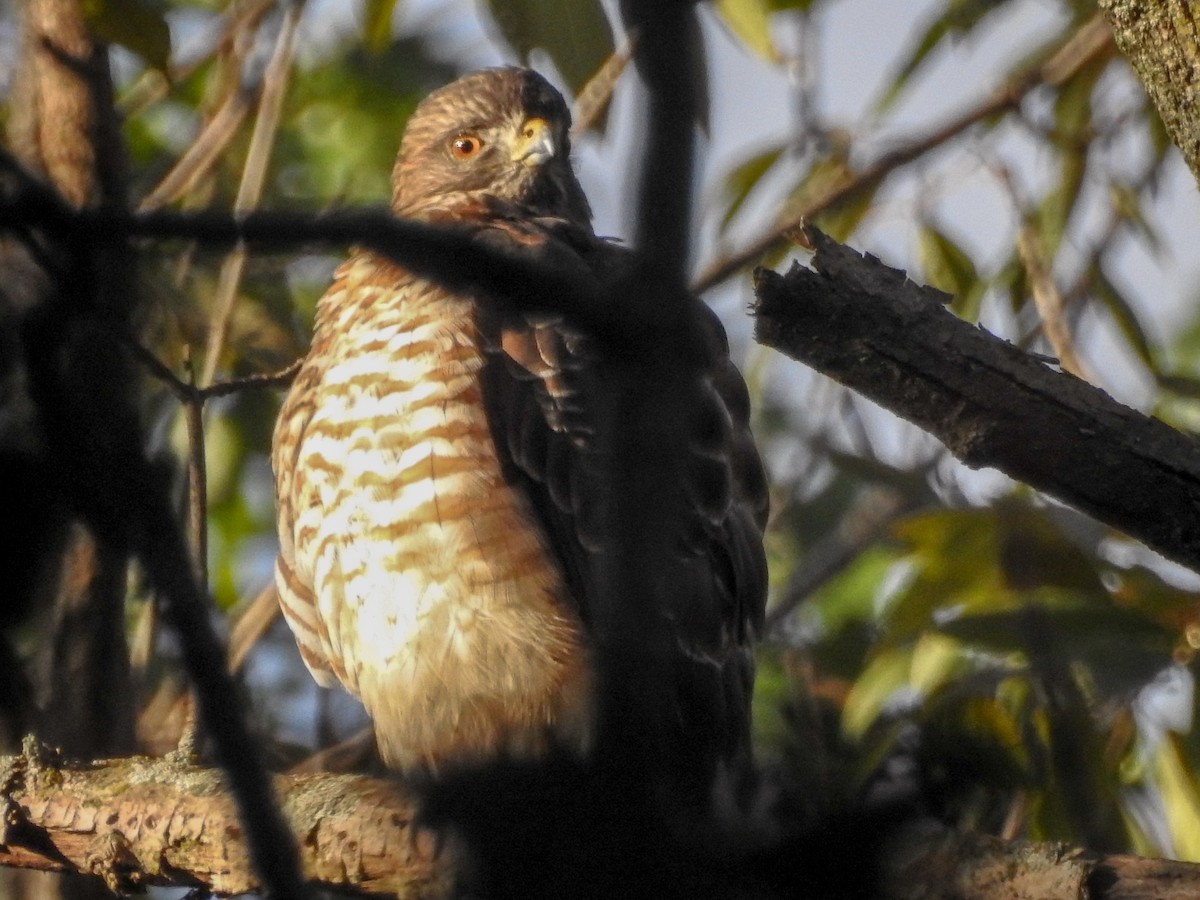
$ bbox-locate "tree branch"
[1099,0,1200,186]
[886,828,1200,900]
[200,0,303,386]
[619,0,702,277]
[0,751,1196,900]
[0,158,619,346]
[753,227,1200,574]
[0,750,449,897]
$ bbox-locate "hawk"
[271,67,768,794]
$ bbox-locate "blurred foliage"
[876,0,1009,112]
[278,38,454,204]
[82,0,172,72]
[480,0,613,93]
[6,0,1200,867]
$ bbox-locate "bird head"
[391,67,593,227]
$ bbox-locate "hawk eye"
[450,135,484,159]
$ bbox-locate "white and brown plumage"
[271,67,768,785]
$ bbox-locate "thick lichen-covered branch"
[1,750,1198,899]
[1099,0,1200,185]
[0,749,450,897]
[886,829,1200,900]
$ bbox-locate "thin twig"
[1016,223,1088,379]
[134,0,270,211]
[139,87,254,211]
[571,34,635,137]
[120,0,277,118]
[690,12,1115,294]
[182,350,209,594]
[131,336,296,624]
[132,340,300,402]
[227,582,280,673]
[2,155,620,344]
[201,1,303,386]
[202,357,302,399]
[131,340,193,401]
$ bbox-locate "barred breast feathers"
[272,250,593,772]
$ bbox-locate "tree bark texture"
[1099,0,1200,186]
[0,751,451,897]
[887,829,1200,900]
[3,0,136,764]
[0,751,1195,899]
[753,227,1200,574]
[9,0,127,207]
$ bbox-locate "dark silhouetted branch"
[754,227,1200,574]
[0,148,314,900]
[0,154,619,345]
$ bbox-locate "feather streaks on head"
[391,67,593,226]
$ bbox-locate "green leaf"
[1035,148,1086,257]
[876,0,1010,112]
[82,0,171,73]
[282,39,454,204]
[1158,374,1200,400]
[1156,734,1200,861]
[910,632,971,695]
[843,644,913,739]
[1052,52,1105,139]
[919,691,1032,789]
[994,253,1029,315]
[885,508,1008,639]
[714,0,778,61]
[1092,268,1158,374]
[786,146,877,241]
[720,143,786,229]
[806,546,901,681]
[884,501,1123,643]
[1110,182,1162,254]
[481,0,614,94]
[1156,298,1200,432]
[1104,563,1200,633]
[939,606,1172,658]
[991,501,1109,594]
[813,188,876,242]
[917,221,984,320]
[811,545,899,633]
[362,0,400,53]
[750,646,793,762]
[1166,300,1200,371]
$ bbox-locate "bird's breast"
[276,261,592,773]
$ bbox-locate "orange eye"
[450,135,484,159]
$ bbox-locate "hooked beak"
[512,117,556,167]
